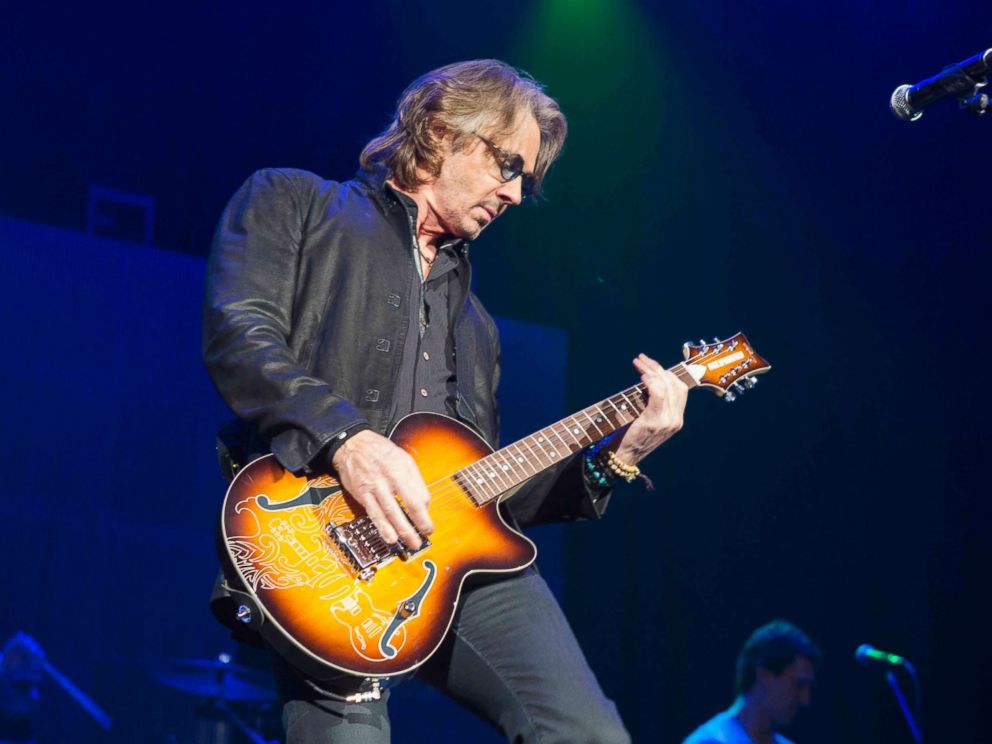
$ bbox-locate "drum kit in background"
[153,653,281,744]
[2,631,281,744]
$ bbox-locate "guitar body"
[218,412,537,681]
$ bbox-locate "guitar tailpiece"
[345,678,383,704]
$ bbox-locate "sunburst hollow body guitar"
[218,333,770,683]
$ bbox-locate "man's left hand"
[611,353,688,465]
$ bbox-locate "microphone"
[890,48,992,121]
[855,644,907,667]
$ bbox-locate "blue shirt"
[682,708,795,744]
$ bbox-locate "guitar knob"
[745,377,759,389]
[724,390,737,403]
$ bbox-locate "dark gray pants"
[273,569,630,743]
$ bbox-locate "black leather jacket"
[204,166,502,471]
[203,166,610,528]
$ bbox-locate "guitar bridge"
[328,517,387,570]
[328,517,431,572]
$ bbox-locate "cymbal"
[154,655,277,701]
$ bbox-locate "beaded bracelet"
[604,450,640,483]
[584,437,616,489]
[584,447,614,488]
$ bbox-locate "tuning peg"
[731,381,746,395]
[745,377,759,389]
[724,390,737,403]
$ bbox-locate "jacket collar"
[356,166,470,258]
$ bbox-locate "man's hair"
[735,620,820,694]
[360,59,567,197]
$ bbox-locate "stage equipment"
[854,643,907,667]
[154,653,278,744]
[890,48,992,120]
[854,644,923,743]
[154,655,276,702]
[0,631,112,731]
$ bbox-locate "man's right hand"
[330,429,433,549]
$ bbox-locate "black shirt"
[386,186,462,428]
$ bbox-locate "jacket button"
[364,389,380,402]
[375,338,391,352]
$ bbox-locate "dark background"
[2,1,990,741]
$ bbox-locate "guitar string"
[315,344,754,541]
[382,344,752,517]
[412,382,651,511]
[384,345,749,517]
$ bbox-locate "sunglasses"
[475,134,536,199]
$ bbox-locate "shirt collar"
[357,166,470,259]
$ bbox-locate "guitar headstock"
[680,332,770,402]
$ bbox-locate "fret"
[599,398,627,430]
[605,395,634,426]
[589,405,615,435]
[479,454,512,492]
[508,442,537,478]
[519,436,545,472]
[531,431,559,464]
[464,462,497,501]
[617,388,643,417]
[671,362,698,388]
[451,471,481,505]
[613,392,632,417]
[562,417,592,448]
[491,449,519,488]
[580,408,606,438]
[549,424,575,456]
[464,461,491,503]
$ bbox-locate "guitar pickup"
[328,516,431,569]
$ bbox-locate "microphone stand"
[885,664,922,744]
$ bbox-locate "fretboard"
[453,362,698,505]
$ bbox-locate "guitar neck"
[454,362,699,505]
